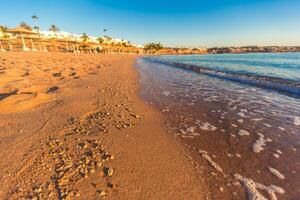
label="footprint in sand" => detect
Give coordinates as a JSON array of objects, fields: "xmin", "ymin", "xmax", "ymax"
[
  {"xmin": 0, "ymin": 89, "xmax": 19, "ymax": 101},
  {"xmin": 69, "ymin": 72, "xmax": 76, "ymax": 76},
  {"xmin": 45, "ymin": 86, "xmax": 60, "ymax": 94},
  {"xmin": 52, "ymin": 72, "xmax": 62, "ymax": 77}
]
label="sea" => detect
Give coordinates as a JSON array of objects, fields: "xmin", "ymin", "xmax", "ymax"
[{"xmin": 136, "ymin": 52, "xmax": 300, "ymax": 200}]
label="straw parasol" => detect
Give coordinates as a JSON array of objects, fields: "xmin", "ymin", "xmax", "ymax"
[
  {"xmin": 23, "ymin": 34, "xmax": 41, "ymax": 51},
  {"xmin": 59, "ymin": 38, "xmax": 77, "ymax": 52},
  {"xmin": 7, "ymin": 27, "xmax": 38, "ymax": 51}
]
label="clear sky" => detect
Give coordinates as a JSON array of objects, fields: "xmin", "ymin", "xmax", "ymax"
[{"xmin": 0, "ymin": 0, "xmax": 299, "ymax": 47}]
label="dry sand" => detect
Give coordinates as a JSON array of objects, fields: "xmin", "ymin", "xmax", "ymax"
[{"xmin": 0, "ymin": 52, "xmax": 207, "ymax": 199}]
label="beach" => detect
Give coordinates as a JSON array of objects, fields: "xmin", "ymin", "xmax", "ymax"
[{"xmin": 0, "ymin": 52, "xmax": 206, "ymax": 199}]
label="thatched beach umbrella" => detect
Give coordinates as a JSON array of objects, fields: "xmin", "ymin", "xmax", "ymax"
[
  {"xmin": 59, "ymin": 38, "xmax": 77, "ymax": 52},
  {"xmin": 7, "ymin": 27, "xmax": 37, "ymax": 51},
  {"xmin": 23, "ymin": 34, "xmax": 40, "ymax": 51}
]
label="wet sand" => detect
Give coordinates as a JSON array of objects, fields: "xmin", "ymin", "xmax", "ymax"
[
  {"xmin": 0, "ymin": 52, "xmax": 206, "ymax": 199},
  {"xmin": 137, "ymin": 58, "xmax": 300, "ymax": 200}
]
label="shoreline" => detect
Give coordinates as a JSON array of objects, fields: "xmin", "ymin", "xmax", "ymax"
[
  {"xmin": 0, "ymin": 52, "xmax": 206, "ymax": 199},
  {"xmin": 136, "ymin": 57, "xmax": 300, "ymax": 200}
]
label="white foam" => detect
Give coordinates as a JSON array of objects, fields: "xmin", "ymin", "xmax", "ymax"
[
  {"xmin": 187, "ymin": 126, "xmax": 196, "ymax": 133},
  {"xmin": 161, "ymin": 108, "xmax": 170, "ymax": 112},
  {"xmin": 180, "ymin": 127, "xmax": 200, "ymax": 137},
  {"xmin": 278, "ymin": 127, "xmax": 285, "ymax": 131},
  {"xmin": 263, "ymin": 123, "xmax": 272, "ymax": 128},
  {"xmin": 226, "ymin": 153, "xmax": 233, "ymax": 157},
  {"xmin": 181, "ymin": 135, "xmax": 195, "ymax": 138},
  {"xmin": 198, "ymin": 149, "xmax": 208, "ymax": 154},
  {"xmin": 162, "ymin": 91, "xmax": 171, "ymax": 96},
  {"xmin": 268, "ymin": 167, "xmax": 285, "ymax": 180},
  {"xmin": 238, "ymin": 119, "xmax": 244, "ymax": 123},
  {"xmin": 234, "ymin": 173, "xmax": 285, "ymax": 200},
  {"xmin": 238, "ymin": 112, "xmax": 247, "ymax": 118},
  {"xmin": 198, "ymin": 150, "xmax": 223, "ymax": 173},
  {"xmin": 230, "ymin": 106, "xmax": 237, "ymax": 111},
  {"xmin": 252, "ymin": 133, "xmax": 268, "ymax": 153},
  {"xmin": 238, "ymin": 129, "xmax": 250, "ymax": 136},
  {"xmin": 179, "ymin": 129, "xmax": 187, "ymax": 135},
  {"xmin": 231, "ymin": 124, "xmax": 238, "ymax": 128},
  {"xmin": 195, "ymin": 121, "xmax": 217, "ymax": 131},
  {"xmin": 294, "ymin": 117, "xmax": 300, "ymax": 126},
  {"xmin": 276, "ymin": 150, "xmax": 282, "ymax": 154},
  {"xmin": 251, "ymin": 118, "xmax": 264, "ymax": 122},
  {"xmin": 273, "ymin": 154, "xmax": 280, "ymax": 158}
]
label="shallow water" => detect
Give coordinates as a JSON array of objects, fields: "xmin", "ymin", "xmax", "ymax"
[
  {"xmin": 136, "ymin": 54, "xmax": 300, "ymax": 199},
  {"xmin": 147, "ymin": 53, "xmax": 300, "ymax": 97},
  {"xmin": 155, "ymin": 53, "xmax": 300, "ymax": 81}
]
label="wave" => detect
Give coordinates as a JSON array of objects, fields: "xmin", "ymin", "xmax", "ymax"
[{"xmin": 143, "ymin": 58, "xmax": 300, "ymax": 98}]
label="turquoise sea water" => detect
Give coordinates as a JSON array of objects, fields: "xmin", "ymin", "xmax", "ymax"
[
  {"xmin": 146, "ymin": 53, "xmax": 300, "ymax": 97},
  {"xmin": 156, "ymin": 53, "xmax": 300, "ymax": 81}
]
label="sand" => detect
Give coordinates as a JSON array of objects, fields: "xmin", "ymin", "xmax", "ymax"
[{"xmin": 0, "ymin": 52, "xmax": 206, "ymax": 199}]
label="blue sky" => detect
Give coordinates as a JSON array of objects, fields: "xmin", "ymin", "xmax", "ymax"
[{"xmin": 0, "ymin": 0, "xmax": 299, "ymax": 47}]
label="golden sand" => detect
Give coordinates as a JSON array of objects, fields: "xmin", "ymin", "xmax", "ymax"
[{"xmin": 0, "ymin": 52, "xmax": 206, "ymax": 199}]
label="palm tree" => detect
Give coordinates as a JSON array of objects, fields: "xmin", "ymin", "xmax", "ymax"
[
  {"xmin": 32, "ymin": 15, "xmax": 40, "ymax": 36},
  {"xmin": 81, "ymin": 33, "xmax": 89, "ymax": 42},
  {"xmin": 49, "ymin": 25, "xmax": 59, "ymax": 51},
  {"xmin": 97, "ymin": 37, "xmax": 104, "ymax": 44},
  {"xmin": 49, "ymin": 25, "xmax": 59, "ymax": 38},
  {"xmin": 20, "ymin": 22, "xmax": 32, "ymax": 30},
  {"xmin": 32, "ymin": 15, "xmax": 39, "ymax": 23},
  {"xmin": 103, "ymin": 29, "xmax": 107, "ymax": 36},
  {"xmin": 0, "ymin": 25, "xmax": 8, "ymax": 38}
]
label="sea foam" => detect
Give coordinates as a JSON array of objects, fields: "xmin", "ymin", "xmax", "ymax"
[
  {"xmin": 268, "ymin": 167, "xmax": 285, "ymax": 180},
  {"xmin": 195, "ymin": 120, "xmax": 217, "ymax": 131},
  {"xmin": 252, "ymin": 133, "xmax": 268, "ymax": 153},
  {"xmin": 238, "ymin": 129, "xmax": 250, "ymax": 136},
  {"xmin": 234, "ymin": 173, "xmax": 285, "ymax": 200},
  {"xmin": 294, "ymin": 117, "xmax": 300, "ymax": 126}
]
